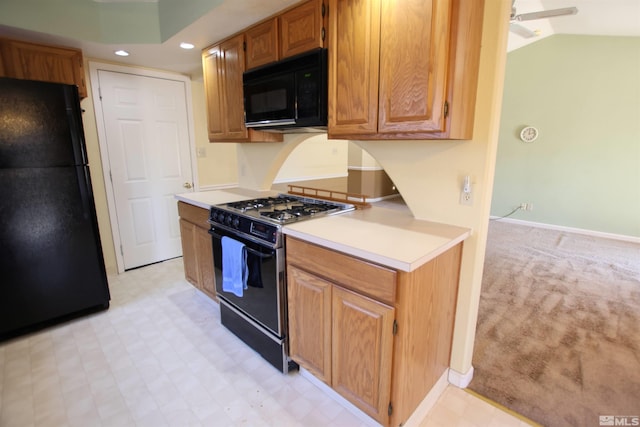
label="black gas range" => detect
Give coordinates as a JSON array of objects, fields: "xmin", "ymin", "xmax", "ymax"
[
  {"xmin": 207, "ymin": 193, "xmax": 354, "ymax": 373},
  {"xmin": 208, "ymin": 194, "xmax": 355, "ymax": 248}
]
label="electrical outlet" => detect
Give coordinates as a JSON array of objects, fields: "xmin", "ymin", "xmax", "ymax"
[
  {"xmin": 460, "ymin": 175, "xmax": 473, "ymax": 206},
  {"xmin": 519, "ymin": 202, "xmax": 533, "ymax": 211},
  {"xmin": 196, "ymin": 147, "xmax": 206, "ymax": 158},
  {"xmin": 460, "ymin": 190, "xmax": 473, "ymax": 206}
]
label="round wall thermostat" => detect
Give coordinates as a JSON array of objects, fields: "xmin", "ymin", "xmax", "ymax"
[{"xmin": 520, "ymin": 126, "xmax": 539, "ymax": 142}]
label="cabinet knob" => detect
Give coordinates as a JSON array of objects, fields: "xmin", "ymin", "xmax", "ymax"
[{"xmin": 183, "ymin": 182, "xmax": 193, "ymax": 189}]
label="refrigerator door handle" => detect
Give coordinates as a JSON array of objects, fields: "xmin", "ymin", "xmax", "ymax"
[{"xmin": 64, "ymin": 85, "xmax": 89, "ymax": 166}]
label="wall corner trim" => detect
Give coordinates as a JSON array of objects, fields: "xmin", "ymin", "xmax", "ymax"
[{"xmin": 448, "ymin": 365, "xmax": 474, "ymax": 388}]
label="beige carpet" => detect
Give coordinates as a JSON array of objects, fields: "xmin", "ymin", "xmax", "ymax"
[{"xmin": 470, "ymin": 221, "xmax": 640, "ymax": 427}]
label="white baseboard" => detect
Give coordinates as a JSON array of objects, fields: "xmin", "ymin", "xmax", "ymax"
[
  {"xmin": 490, "ymin": 217, "xmax": 640, "ymax": 244},
  {"xmin": 402, "ymin": 369, "xmax": 450, "ymax": 427},
  {"xmin": 448, "ymin": 365, "xmax": 474, "ymax": 388}
]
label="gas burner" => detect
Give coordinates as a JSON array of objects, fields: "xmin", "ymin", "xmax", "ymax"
[
  {"xmin": 210, "ymin": 194, "xmax": 356, "ymax": 242},
  {"xmin": 226, "ymin": 198, "xmax": 274, "ymax": 212},
  {"xmin": 261, "ymin": 211, "xmax": 297, "ymax": 222}
]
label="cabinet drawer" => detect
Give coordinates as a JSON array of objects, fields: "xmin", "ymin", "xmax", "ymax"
[
  {"xmin": 286, "ymin": 237, "xmax": 396, "ymax": 305},
  {"xmin": 177, "ymin": 201, "xmax": 210, "ymax": 229}
]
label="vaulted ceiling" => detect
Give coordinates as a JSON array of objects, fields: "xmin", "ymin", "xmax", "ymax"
[{"xmin": 0, "ymin": 0, "xmax": 638, "ymax": 80}]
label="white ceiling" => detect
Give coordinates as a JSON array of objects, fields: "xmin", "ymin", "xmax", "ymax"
[
  {"xmin": 508, "ymin": 0, "xmax": 640, "ymax": 51},
  {"xmin": 0, "ymin": 0, "xmax": 638, "ymax": 80}
]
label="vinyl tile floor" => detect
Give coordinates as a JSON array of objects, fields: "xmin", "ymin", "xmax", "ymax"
[{"xmin": 0, "ymin": 258, "xmax": 530, "ymax": 427}]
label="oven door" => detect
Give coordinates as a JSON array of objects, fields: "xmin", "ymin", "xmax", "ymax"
[{"xmin": 210, "ymin": 226, "xmax": 285, "ymax": 337}]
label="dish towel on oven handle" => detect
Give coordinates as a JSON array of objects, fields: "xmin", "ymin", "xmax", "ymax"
[{"xmin": 221, "ymin": 236, "xmax": 248, "ymax": 297}]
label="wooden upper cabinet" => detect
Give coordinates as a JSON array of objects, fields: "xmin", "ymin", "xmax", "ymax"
[
  {"xmin": 202, "ymin": 45, "xmax": 226, "ymax": 140},
  {"xmin": 377, "ymin": 0, "xmax": 451, "ymax": 134},
  {"xmin": 244, "ymin": 0, "xmax": 326, "ymax": 71},
  {"xmin": 328, "ymin": 0, "xmax": 485, "ymax": 140},
  {"xmin": 202, "ymin": 35, "xmax": 282, "ymax": 142},
  {"xmin": 327, "ymin": 0, "xmax": 381, "ymax": 136},
  {"xmin": 245, "ymin": 18, "xmax": 279, "ymax": 70},
  {"xmin": 0, "ymin": 38, "xmax": 87, "ymax": 98},
  {"xmin": 220, "ymin": 36, "xmax": 250, "ymax": 139},
  {"xmin": 280, "ymin": 0, "xmax": 325, "ymax": 59}
]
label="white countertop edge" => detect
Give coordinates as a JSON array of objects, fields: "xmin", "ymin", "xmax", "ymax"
[
  {"xmin": 174, "ymin": 193, "xmax": 211, "ymax": 210},
  {"xmin": 407, "ymin": 231, "xmax": 471, "ymax": 271},
  {"xmin": 282, "ymin": 228, "xmax": 471, "ymax": 272}
]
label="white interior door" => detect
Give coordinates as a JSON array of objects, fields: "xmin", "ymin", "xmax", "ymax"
[{"xmin": 96, "ymin": 70, "xmax": 194, "ymax": 270}]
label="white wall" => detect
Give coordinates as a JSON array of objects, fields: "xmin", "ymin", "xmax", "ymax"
[
  {"xmin": 274, "ymin": 135, "xmax": 348, "ymax": 183},
  {"xmin": 190, "ymin": 80, "xmax": 239, "ymax": 190}
]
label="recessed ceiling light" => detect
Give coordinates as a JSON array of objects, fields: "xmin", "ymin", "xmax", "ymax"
[
  {"xmin": 114, "ymin": 50, "xmax": 129, "ymax": 57},
  {"xmin": 180, "ymin": 42, "xmax": 195, "ymax": 50}
]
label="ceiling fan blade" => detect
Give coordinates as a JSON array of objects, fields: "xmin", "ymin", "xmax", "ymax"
[
  {"xmin": 514, "ymin": 7, "xmax": 578, "ymax": 22},
  {"xmin": 509, "ymin": 22, "xmax": 537, "ymax": 38}
]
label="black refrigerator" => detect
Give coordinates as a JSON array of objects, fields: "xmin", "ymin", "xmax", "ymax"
[{"xmin": 0, "ymin": 77, "xmax": 110, "ymax": 340}]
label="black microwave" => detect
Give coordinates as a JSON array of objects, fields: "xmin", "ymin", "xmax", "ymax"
[{"xmin": 243, "ymin": 49, "xmax": 327, "ymax": 132}]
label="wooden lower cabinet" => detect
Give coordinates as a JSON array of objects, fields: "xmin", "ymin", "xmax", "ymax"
[
  {"xmin": 286, "ymin": 236, "xmax": 463, "ymax": 427},
  {"xmin": 178, "ymin": 202, "xmax": 216, "ymax": 300},
  {"xmin": 288, "ymin": 264, "xmax": 394, "ymax": 423},
  {"xmin": 287, "ymin": 266, "xmax": 332, "ymax": 382},
  {"xmin": 331, "ymin": 285, "xmax": 394, "ymax": 422}
]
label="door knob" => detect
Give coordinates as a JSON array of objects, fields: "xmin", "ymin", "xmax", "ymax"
[{"xmin": 183, "ymin": 182, "xmax": 193, "ymax": 189}]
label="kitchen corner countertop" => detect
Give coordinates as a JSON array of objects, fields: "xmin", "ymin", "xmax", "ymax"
[{"xmin": 282, "ymin": 205, "xmax": 471, "ymax": 272}]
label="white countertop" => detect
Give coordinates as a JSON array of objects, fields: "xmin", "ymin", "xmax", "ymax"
[
  {"xmin": 175, "ymin": 189, "xmax": 470, "ymax": 272},
  {"xmin": 282, "ymin": 206, "xmax": 470, "ymax": 272}
]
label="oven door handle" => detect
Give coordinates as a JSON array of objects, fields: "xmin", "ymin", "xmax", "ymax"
[{"xmin": 209, "ymin": 230, "xmax": 275, "ymax": 259}]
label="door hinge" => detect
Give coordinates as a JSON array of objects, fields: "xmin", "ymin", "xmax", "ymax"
[
  {"xmin": 393, "ymin": 320, "xmax": 398, "ymax": 336},
  {"xmin": 444, "ymin": 100, "xmax": 449, "ymax": 118},
  {"xmin": 321, "ymin": 2, "xmax": 326, "ymax": 17},
  {"xmin": 98, "ymin": 86, "xmax": 102, "ymax": 101},
  {"xmin": 243, "ymin": 41, "xmax": 246, "ymax": 51},
  {"xmin": 321, "ymin": 27, "xmax": 326, "ymax": 41},
  {"xmin": 388, "ymin": 402, "xmax": 393, "ymax": 417},
  {"xmin": 109, "ymin": 170, "xmax": 113, "ymax": 183},
  {"xmin": 120, "ymin": 245, "xmax": 124, "ymax": 256}
]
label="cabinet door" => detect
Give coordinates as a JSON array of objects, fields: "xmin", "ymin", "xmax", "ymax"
[
  {"xmin": 377, "ymin": 0, "xmax": 452, "ymax": 134},
  {"xmin": 202, "ymin": 45, "xmax": 227, "ymax": 140},
  {"xmin": 179, "ymin": 218, "xmax": 199, "ymax": 287},
  {"xmin": 328, "ymin": 0, "xmax": 380, "ymax": 136},
  {"xmin": 195, "ymin": 226, "xmax": 216, "ymax": 300},
  {"xmin": 280, "ymin": 0, "xmax": 324, "ymax": 59},
  {"xmin": 202, "ymin": 39, "xmax": 283, "ymax": 143},
  {"xmin": 287, "ymin": 266, "xmax": 332, "ymax": 384},
  {"xmin": 219, "ymin": 35, "xmax": 250, "ymax": 140},
  {"xmin": 246, "ymin": 19, "xmax": 279, "ymax": 70},
  {"xmin": 332, "ymin": 285, "xmax": 394, "ymax": 425},
  {"xmin": 1, "ymin": 39, "xmax": 87, "ymax": 98}
]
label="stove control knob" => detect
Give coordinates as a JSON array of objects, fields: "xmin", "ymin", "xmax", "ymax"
[
  {"xmin": 232, "ymin": 217, "xmax": 240, "ymax": 228},
  {"xmin": 225, "ymin": 215, "xmax": 233, "ymax": 226}
]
